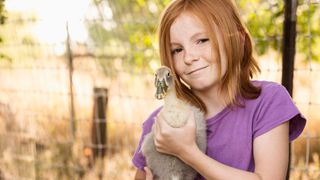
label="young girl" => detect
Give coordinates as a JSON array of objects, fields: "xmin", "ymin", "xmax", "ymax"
[{"xmin": 132, "ymin": 0, "xmax": 306, "ymax": 179}]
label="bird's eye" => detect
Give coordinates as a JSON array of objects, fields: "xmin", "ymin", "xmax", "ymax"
[{"xmin": 167, "ymin": 72, "xmax": 170, "ymax": 77}]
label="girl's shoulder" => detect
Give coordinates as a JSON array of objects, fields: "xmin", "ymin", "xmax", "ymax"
[
  {"xmin": 251, "ymin": 80, "xmax": 289, "ymax": 100},
  {"xmin": 252, "ymin": 80, "xmax": 284, "ymax": 91},
  {"xmin": 248, "ymin": 80, "xmax": 306, "ymax": 141},
  {"xmin": 240, "ymin": 80, "xmax": 296, "ymax": 116}
]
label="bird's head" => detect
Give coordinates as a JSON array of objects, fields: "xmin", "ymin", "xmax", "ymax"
[{"xmin": 154, "ymin": 66, "xmax": 174, "ymax": 100}]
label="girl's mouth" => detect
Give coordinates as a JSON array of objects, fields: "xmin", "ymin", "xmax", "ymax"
[{"xmin": 186, "ymin": 65, "xmax": 209, "ymax": 75}]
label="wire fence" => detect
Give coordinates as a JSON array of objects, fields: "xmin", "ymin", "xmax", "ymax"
[{"xmin": 0, "ymin": 0, "xmax": 319, "ymax": 179}]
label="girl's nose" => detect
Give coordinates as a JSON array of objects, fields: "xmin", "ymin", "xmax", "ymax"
[{"xmin": 184, "ymin": 49, "xmax": 199, "ymax": 64}]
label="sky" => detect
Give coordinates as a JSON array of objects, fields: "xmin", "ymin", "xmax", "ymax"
[{"xmin": 5, "ymin": 0, "xmax": 95, "ymax": 44}]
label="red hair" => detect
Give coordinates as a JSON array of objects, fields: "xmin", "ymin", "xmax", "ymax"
[{"xmin": 158, "ymin": 0, "xmax": 261, "ymax": 113}]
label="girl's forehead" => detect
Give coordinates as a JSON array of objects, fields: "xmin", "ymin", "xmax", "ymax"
[
  {"xmin": 172, "ymin": 12, "xmax": 204, "ymax": 28},
  {"xmin": 170, "ymin": 12, "xmax": 207, "ymax": 35}
]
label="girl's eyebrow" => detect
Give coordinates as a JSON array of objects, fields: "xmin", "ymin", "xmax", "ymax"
[
  {"xmin": 190, "ymin": 32, "xmax": 207, "ymax": 40},
  {"xmin": 170, "ymin": 32, "xmax": 208, "ymax": 45},
  {"xmin": 170, "ymin": 42, "xmax": 181, "ymax": 46}
]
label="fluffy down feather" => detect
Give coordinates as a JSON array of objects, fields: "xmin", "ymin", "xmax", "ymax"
[{"xmin": 141, "ymin": 66, "xmax": 207, "ymax": 180}]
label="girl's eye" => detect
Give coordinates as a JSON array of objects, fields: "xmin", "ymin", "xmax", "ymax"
[
  {"xmin": 171, "ymin": 48, "xmax": 183, "ymax": 55},
  {"xmin": 197, "ymin": 38, "xmax": 209, "ymax": 44}
]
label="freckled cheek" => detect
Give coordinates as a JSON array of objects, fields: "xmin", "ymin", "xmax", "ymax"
[
  {"xmin": 173, "ymin": 66, "xmax": 181, "ymax": 76},
  {"xmin": 173, "ymin": 60, "xmax": 184, "ymax": 77},
  {"xmin": 206, "ymin": 48, "xmax": 216, "ymax": 62}
]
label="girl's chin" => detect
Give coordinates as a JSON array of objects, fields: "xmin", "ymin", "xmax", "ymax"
[
  {"xmin": 190, "ymin": 84, "xmax": 211, "ymax": 91},
  {"xmin": 189, "ymin": 81, "xmax": 218, "ymax": 92}
]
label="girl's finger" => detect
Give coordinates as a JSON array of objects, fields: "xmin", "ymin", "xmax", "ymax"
[{"xmin": 144, "ymin": 167, "xmax": 154, "ymax": 180}]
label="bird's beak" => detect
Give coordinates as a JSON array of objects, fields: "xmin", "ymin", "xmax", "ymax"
[{"xmin": 155, "ymin": 78, "xmax": 168, "ymax": 100}]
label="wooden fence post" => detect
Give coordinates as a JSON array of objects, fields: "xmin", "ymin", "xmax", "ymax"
[{"xmin": 91, "ymin": 88, "xmax": 108, "ymax": 160}]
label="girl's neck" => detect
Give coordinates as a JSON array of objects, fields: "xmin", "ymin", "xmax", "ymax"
[{"xmin": 194, "ymin": 88, "xmax": 227, "ymax": 120}]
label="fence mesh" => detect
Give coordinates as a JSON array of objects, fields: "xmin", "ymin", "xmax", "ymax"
[{"xmin": 0, "ymin": 0, "xmax": 319, "ymax": 179}]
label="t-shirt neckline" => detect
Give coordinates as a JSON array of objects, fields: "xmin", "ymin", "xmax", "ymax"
[{"xmin": 206, "ymin": 106, "xmax": 231, "ymax": 125}]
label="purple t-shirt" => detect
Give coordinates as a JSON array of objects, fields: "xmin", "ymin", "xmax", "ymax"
[{"xmin": 132, "ymin": 81, "xmax": 306, "ymax": 178}]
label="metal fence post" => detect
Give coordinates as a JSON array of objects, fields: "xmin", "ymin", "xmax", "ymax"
[
  {"xmin": 66, "ymin": 22, "xmax": 76, "ymax": 139},
  {"xmin": 282, "ymin": 0, "xmax": 298, "ymax": 179}
]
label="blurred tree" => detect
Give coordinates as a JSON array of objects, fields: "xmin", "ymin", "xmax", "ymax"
[
  {"xmin": 295, "ymin": 1, "xmax": 320, "ymax": 63},
  {"xmin": 87, "ymin": 0, "xmax": 320, "ymax": 74},
  {"xmin": 0, "ymin": 11, "xmax": 40, "ymax": 63},
  {"xmin": 0, "ymin": 0, "xmax": 7, "ymax": 61},
  {"xmin": 237, "ymin": 0, "xmax": 320, "ymax": 62},
  {"xmin": 87, "ymin": 0, "xmax": 170, "ymax": 74},
  {"xmin": 0, "ymin": 0, "xmax": 5, "ymax": 25},
  {"xmin": 237, "ymin": 0, "xmax": 285, "ymax": 55}
]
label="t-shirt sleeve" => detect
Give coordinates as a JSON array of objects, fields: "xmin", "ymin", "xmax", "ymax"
[
  {"xmin": 132, "ymin": 108, "xmax": 161, "ymax": 170},
  {"xmin": 253, "ymin": 83, "xmax": 306, "ymax": 141}
]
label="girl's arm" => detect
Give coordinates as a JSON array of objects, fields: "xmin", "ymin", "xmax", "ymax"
[
  {"xmin": 134, "ymin": 167, "xmax": 154, "ymax": 180},
  {"xmin": 134, "ymin": 169, "xmax": 145, "ymax": 180},
  {"xmin": 155, "ymin": 113, "xmax": 289, "ymax": 180}
]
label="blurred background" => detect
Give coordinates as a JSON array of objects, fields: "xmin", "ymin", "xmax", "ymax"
[{"xmin": 0, "ymin": 0, "xmax": 319, "ymax": 179}]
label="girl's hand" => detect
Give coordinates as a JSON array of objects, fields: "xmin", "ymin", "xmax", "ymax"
[
  {"xmin": 144, "ymin": 167, "xmax": 153, "ymax": 180},
  {"xmin": 154, "ymin": 111, "xmax": 198, "ymax": 159}
]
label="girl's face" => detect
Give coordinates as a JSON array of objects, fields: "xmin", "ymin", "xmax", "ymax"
[{"xmin": 170, "ymin": 12, "xmax": 227, "ymax": 93}]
